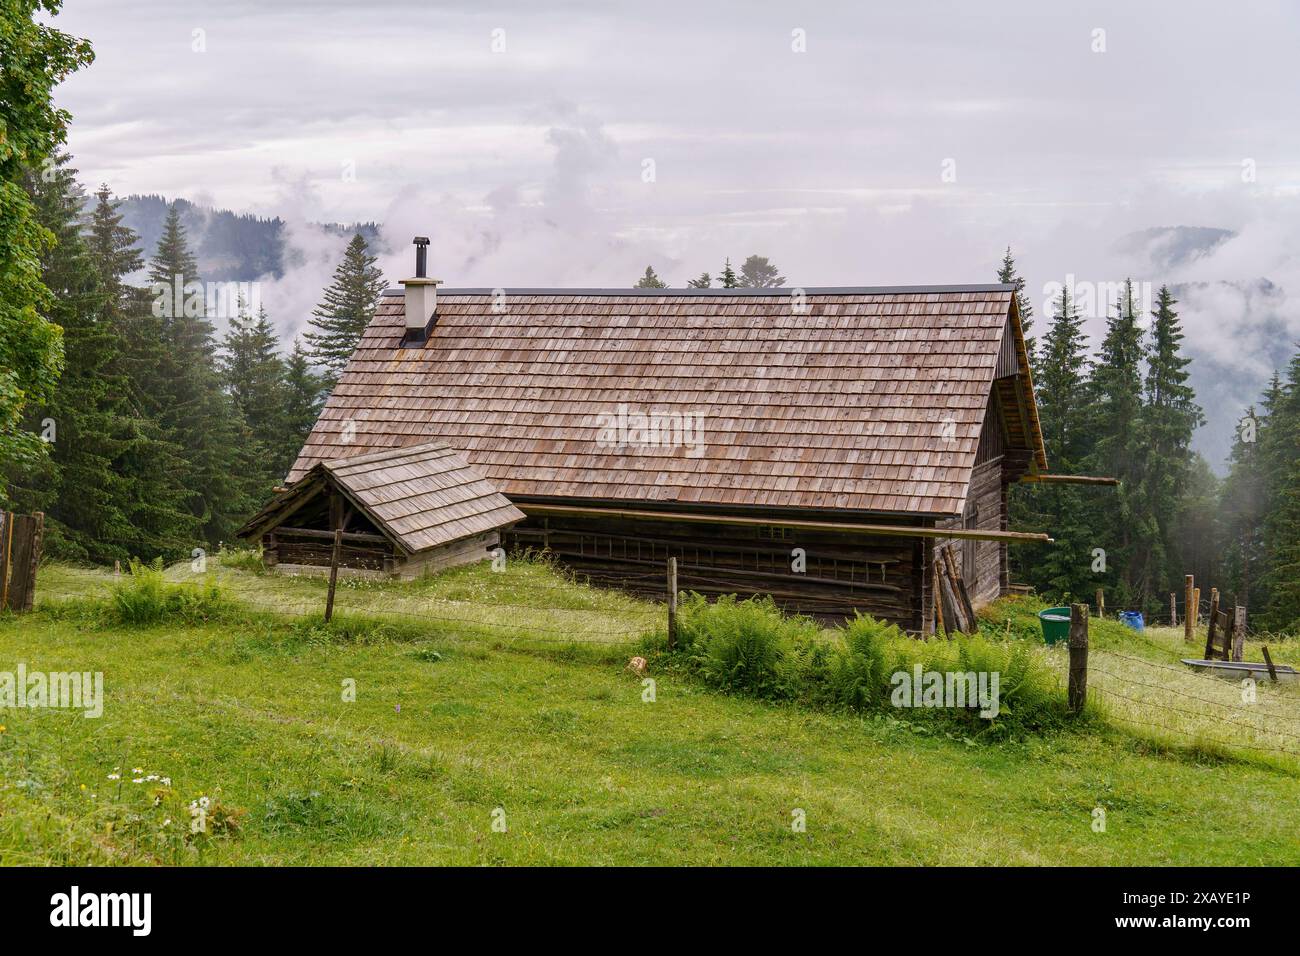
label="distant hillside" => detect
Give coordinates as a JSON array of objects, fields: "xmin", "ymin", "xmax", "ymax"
[{"xmin": 118, "ymin": 194, "xmax": 382, "ymax": 282}]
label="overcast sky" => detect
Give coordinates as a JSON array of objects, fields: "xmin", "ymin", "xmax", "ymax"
[{"xmin": 48, "ymin": 0, "xmax": 1300, "ymax": 458}]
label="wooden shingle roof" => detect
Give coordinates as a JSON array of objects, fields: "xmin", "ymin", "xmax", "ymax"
[
  {"xmin": 288, "ymin": 286, "xmax": 1045, "ymax": 518},
  {"xmin": 245, "ymin": 441, "xmax": 523, "ymax": 554}
]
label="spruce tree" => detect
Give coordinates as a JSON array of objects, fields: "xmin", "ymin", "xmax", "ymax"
[
  {"xmin": 1133, "ymin": 285, "xmax": 1203, "ymax": 607},
  {"xmin": 1260, "ymin": 354, "xmax": 1300, "ymax": 629},
  {"xmin": 718, "ymin": 258, "xmax": 739, "ymax": 289},
  {"xmin": 87, "ymin": 183, "xmax": 142, "ymax": 296},
  {"xmin": 144, "ymin": 205, "xmax": 254, "ymax": 544},
  {"xmin": 2, "ymin": 153, "xmax": 102, "ymax": 547},
  {"xmin": 1246, "ymin": 373, "xmax": 1286, "ymax": 612},
  {"xmin": 1036, "ymin": 286, "xmax": 1091, "ymax": 465},
  {"xmin": 303, "ymin": 233, "xmax": 386, "ymax": 385},
  {"xmin": 1172, "ymin": 453, "xmax": 1222, "ymax": 600},
  {"xmin": 1083, "ymin": 280, "xmax": 1145, "ymax": 603},
  {"xmin": 633, "ymin": 266, "xmax": 667, "ymax": 288},
  {"xmin": 147, "ymin": 203, "xmax": 199, "ymax": 292},
  {"xmin": 277, "ymin": 339, "xmax": 324, "ymax": 479},
  {"xmin": 737, "ymin": 255, "xmax": 785, "ymax": 288},
  {"xmin": 5, "ymin": 160, "xmax": 199, "ymax": 561},
  {"xmin": 996, "ymin": 247, "xmax": 1035, "ymax": 366},
  {"xmin": 1014, "ymin": 286, "xmax": 1093, "ymax": 600},
  {"xmin": 82, "ymin": 184, "xmax": 198, "ymax": 561},
  {"xmin": 221, "ymin": 301, "xmax": 289, "ymax": 499},
  {"xmin": 222, "ymin": 303, "xmax": 285, "ymax": 441},
  {"xmin": 686, "ymin": 272, "xmax": 712, "ymax": 289},
  {"xmin": 1220, "ymin": 400, "xmax": 1270, "ymax": 612}
]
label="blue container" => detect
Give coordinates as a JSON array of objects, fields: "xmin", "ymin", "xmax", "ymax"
[{"xmin": 1118, "ymin": 610, "xmax": 1145, "ymax": 632}]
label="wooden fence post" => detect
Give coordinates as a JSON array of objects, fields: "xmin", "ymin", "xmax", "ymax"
[
  {"xmin": 3, "ymin": 513, "xmax": 42, "ymax": 613},
  {"xmin": 22, "ymin": 512, "xmax": 42, "ymax": 612},
  {"xmin": 1205, "ymin": 603, "xmax": 1218, "ymax": 660},
  {"xmin": 1222, "ymin": 607, "xmax": 1234, "ymax": 661},
  {"xmin": 1095, "ymin": 587, "xmax": 1104, "ymax": 619},
  {"xmin": 1169, "ymin": 592, "xmax": 1177, "ymax": 627},
  {"xmin": 1068, "ymin": 603, "xmax": 1089, "ymax": 715},
  {"xmin": 1206, "ymin": 588, "xmax": 1219, "ymax": 649},
  {"xmin": 666, "ymin": 556, "xmax": 678, "ymax": 649},
  {"xmin": 324, "ymin": 528, "xmax": 343, "ymax": 623},
  {"xmin": 0, "ymin": 511, "xmax": 10, "ymax": 610},
  {"xmin": 1232, "ymin": 606, "xmax": 1246, "ymax": 663},
  {"xmin": 1183, "ymin": 575, "xmax": 1194, "ymax": 643}
]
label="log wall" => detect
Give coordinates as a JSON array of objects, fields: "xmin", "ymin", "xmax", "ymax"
[
  {"xmin": 263, "ymin": 531, "xmax": 393, "ymax": 573},
  {"xmin": 935, "ymin": 458, "xmax": 1005, "ymax": 607},
  {"xmin": 506, "ymin": 513, "xmax": 921, "ymax": 628}
]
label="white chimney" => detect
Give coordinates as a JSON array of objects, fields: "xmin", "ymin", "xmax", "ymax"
[{"xmin": 400, "ymin": 236, "xmax": 441, "ymax": 344}]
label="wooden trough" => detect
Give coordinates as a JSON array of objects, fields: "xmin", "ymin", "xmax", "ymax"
[{"xmin": 1180, "ymin": 658, "xmax": 1299, "ymax": 683}]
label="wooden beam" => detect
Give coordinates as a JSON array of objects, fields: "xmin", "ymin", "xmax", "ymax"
[
  {"xmin": 1019, "ymin": 474, "xmax": 1119, "ymax": 486},
  {"xmin": 276, "ymin": 526, "xmax": 389, "ymax": 545},
  {"xmin": 238, "ymin": 471, "xmax": 327, "ymax": 540},
  {"xmin": 517, "ymin": 503, "xmax": 1053, "ymax": 544},
  {"xmin": 932, "ymin": 559, "xmax": 947, "ymax": 638}
]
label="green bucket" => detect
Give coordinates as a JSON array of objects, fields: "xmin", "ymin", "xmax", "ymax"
[{"xmin": 1038, "ymin": 607, "xmax": 1072, "ymax": 645}]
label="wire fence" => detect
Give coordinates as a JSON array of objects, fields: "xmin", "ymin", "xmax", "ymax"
[{"xmin": 1085, "ymin": 643, "xmax": 1300, "ymax": 763}]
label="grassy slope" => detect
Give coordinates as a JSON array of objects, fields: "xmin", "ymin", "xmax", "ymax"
[{"xmin": 0, "ymin": 560, "xmax": 1297, "ymax": 865}]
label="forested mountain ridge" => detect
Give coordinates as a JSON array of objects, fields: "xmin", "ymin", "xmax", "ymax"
[{"xmin": 115, "ymin": 194, "xmax": 381, "ymax": 281}]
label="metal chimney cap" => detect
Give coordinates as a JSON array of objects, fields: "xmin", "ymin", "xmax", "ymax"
[{"xmin": 413, "ymin": 236, "xmax": 430, "ymax": 246}]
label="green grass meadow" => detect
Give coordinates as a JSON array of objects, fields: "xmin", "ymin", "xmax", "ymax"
[{"xmin": 0, "ymin": 555, "xmax": 1297, "ymax": 865}]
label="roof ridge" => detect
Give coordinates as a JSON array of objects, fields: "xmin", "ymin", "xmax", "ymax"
[{"xmin": 381, "ymin": 283, "xmax": 1016, "ymax": 297}]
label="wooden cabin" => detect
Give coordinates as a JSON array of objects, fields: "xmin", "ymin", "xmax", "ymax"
[
  {"xmin": 262, "ymin": 276, "xmax": 1049, "ymax": 633},
  {"xmin": 237, "ymin": 441, "xmax": 523, "ymax": 579}
]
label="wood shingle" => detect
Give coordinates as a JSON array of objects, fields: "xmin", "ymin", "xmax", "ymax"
[{"xmin": 289, "ymin": 286, "xmax": 1045, "ymax": 518}]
